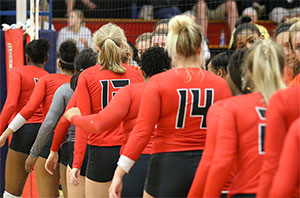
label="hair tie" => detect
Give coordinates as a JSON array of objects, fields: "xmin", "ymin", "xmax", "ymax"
[
  {"xmin": 262, "ymin": 44, "xmax": 270, "ymax": 59},
  {"xmin": 79, "ymin": 68, "xmax": 84, "ymax": 72},
  {"xmin": 60, "ymin": 59, "xmax": 74, "ymax": 65}
]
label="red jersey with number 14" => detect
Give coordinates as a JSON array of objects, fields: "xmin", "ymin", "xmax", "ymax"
[
  {"xmin": 122, "ymin": 67, "xmax": 231, "ymax": 162},
  {"xmin": 0, "ymin": 66, "xmax": 48, "ymax": 134}
]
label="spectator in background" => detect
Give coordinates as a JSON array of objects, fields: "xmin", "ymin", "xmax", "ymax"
[
  {"xmin": 66, "ymin": 0, "xmax": 96, "ymax": 16},
  {"xmin": 196, "ymin": 0, "xmax": 239, "ymax": 38},
  {"xmin": 135, "ymin": 32, "xmax": 152, "ymax": 61},
  {"xmin": 150, "ymin": 0, "xmax": 181, "ymax": 19},
  {"xmin": 57, "ymin": 9, "xmax": 92, "ymax": 52},
  {"xmin": 267, "ymin": 0, "xmax": 300, "ymax": 23}
]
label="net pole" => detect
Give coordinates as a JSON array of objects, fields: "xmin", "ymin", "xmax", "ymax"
[
  {"xmin": 30, "ymin": 0, "xmax": 34, "ymax": 41},
  {"xmin": 35, "ymin": 0, "xmax": 39, "ymax": 39}
]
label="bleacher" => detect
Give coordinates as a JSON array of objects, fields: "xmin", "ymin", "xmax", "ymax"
[{"xmin": 52, "ymin": 18, "xmax": 277, "ymax": 48}]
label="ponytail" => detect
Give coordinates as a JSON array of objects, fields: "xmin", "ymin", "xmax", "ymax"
[
  {"xmin": 93, "ymin": 23, "xmax": 126, "ymax": 74},
  {"xmin": 243, "ymin": 40, "xmax": 286, "ymax": 104}
]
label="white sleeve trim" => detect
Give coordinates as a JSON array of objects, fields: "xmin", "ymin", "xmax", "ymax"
[
  {"xmin": 8, "ymin": 113, "xmax": 27, "ymax": 132},
  {"xmin": 117, "ymin": 155, "xmax": 135, "ymax": 173}
]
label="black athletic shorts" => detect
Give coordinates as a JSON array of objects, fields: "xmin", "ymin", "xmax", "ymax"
[
  {"xmin": 144, "ymin": 150, "xmax": 203, "ymax": 197},
  {"xmin": 122, "ymin": 154, "xmax": 151, "ymax": 198},
  {"xmin": 86, "ymin": 145, "xmax": 121, "ymax": 182},
  {"xmin": 232, "ymin": 194, "xmax": 256, "ymax": 198},
  {"xmin": 59, "ymin": 142, "xmax": 73, "ymax": 166},
  {"xmin": 68, "ymin": 142, "xmax": 89, "ymax": 177},
  {"xmin": 10, "ymin": 123, "xmax": 41, "ymax": 154},
  {"xmin": 39, "ymin": 132, "xmax": 54, "ymax": 159}
]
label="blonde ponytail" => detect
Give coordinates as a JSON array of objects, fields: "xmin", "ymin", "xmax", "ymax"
[
  {"xmin": 93, "ymin": 23, "xmax": 126, "ymax": 74},
  {"xmin": 243, "ymin": 40, "xmax": 286, "ymax": 104},
  {"xmin": 166, "ymin": 15, "xmax": 202, "ymax": 59}
]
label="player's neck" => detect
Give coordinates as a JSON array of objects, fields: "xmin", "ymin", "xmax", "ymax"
[
  {"xmin": 29, "ymin": 62, "xmax": 44, "ymax": 68},
  {"xmin": 173, "ymin": 55, "xmax": 201, "ymax": 69},
  {"xmin": 60, "ymin": 69, "xmax": 75, "ymax": 77}
]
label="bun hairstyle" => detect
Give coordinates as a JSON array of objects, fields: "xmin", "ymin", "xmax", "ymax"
[
  {"xmin": 71, "ymin": 48, "xmax": 98, "ymax": 90},
  {"xmin": 140, "ymin": 46, "xmax": 171, "ymax": 78},
  {"xmin": 58, "ymin": 40, "xmax": 78, "ymax": 72},
  {"xmin": 25, "ymin": 38, "xmax": 50, "ymax": 64},
  {"xmin": 93, "ymin": 23, "xmax": 127, "ymax": 74},
  {"xmin": 232, "ymin": 15, "xmax": 261, "ymax": 50},
  {"xmin": 166, "ymin": 15, "xmax": 202, "ymax": 58},
  {"xmin": 243, "ymin": 40, "xmax": 286, "ymax": 103}
]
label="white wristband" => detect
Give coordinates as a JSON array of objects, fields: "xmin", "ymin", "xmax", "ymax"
[
  {"xmin": 117, "ymin": 155, "xmax": 135, "ymax": 173},
  {"xmin": 8, "ymin": 113, "xmax": 27, "ymax": 132}
]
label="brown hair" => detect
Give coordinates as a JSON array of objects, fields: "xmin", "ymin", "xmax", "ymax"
[{"xmin": 93, "ymin": 23, "xmax": 126, "ymax": 74}]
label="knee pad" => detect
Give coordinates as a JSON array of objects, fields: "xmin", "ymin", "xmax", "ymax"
[{"xmin": 3, "ymin": 191, "xmax": 21, "ymax": 198}]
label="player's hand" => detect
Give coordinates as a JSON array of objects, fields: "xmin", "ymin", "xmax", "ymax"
[
  {"xmin": 0, "ymin": 130, "xmax": 10, "ymax": 147},
  {"xmin": 64, "ymin": 107, "xmax": 82, "ymax": 122},
  {"xmin": 109, "ymin": 166, "xmax": 127, "ymax": 198},
  {"xmin": 45, "ymin": 151, "xmax": 58, "ymax": 175},
  {"xmin": 25, "ymin": 155, "xmax": 37, "ymax": 172},
  {"xmin": 69, "ymin": 168, "xmax": 80, "ymax": 186}
]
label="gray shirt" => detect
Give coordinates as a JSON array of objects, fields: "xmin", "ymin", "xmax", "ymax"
[{"xmin": 30, "ymin": 83, "xmax": 75, "ymax": 158}]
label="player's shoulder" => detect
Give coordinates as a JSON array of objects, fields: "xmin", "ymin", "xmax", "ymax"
[
  {"xmin": 270, "ymin": 86, "xmax": 300, "ymax": 105},
  {"xmin": 223, "ymin": 93, "xmax": 260, "ymax": 107}
]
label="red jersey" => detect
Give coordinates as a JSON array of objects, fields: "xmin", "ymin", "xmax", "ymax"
[
  {"xmin": 7, "ymin": 73, "xmax": 71, "ymax": 132},
  {"xmin": 188, "ymin": 99, "xmax": 231, "ymax": 198},
  {"xmin": 289, "ymin": 73, "xmax": 300, "ymax": 86},
  {"xmin": 0, "ymin": 66, "xmax": 48, "ymax": 134},
  {"xmin": 70, "ymin": 82, "xmax": 152, "ymax": 154},
  {"xmin": 73, "ymin": 64, "xmax": 143, "ymax": 169},
  {"xmin": 121, "ymin": 67, "xmax": 231, "ymax": 162},
  {"xmin": 269, "ymin": 118, "xmax": 300, "ymax": 198},
  {"xmin": 258, "ymin": 85, "xmax": 300, "ymax": 198},
  {"xmin": 203, "ymin": 92, "xmax": 267, "ymax": 197},
  {"xmin": 50, "ymin": 92, "xmax": 77, "ymax": 152}
]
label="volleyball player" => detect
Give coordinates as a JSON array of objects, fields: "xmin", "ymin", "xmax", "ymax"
[
  {"xmin": 288, "ymin": 21, "xmax": 300, "ymax": 86},
  {"xmin": 68, "ymin": 23, "xmax": 143, "ymax": 197},
  {"xmin": 0, "ymin": 40, "xmax": 78, "ymax": 197},
  {"xmin": 64, "ymin": 46, "xmax": 171, "ymax": 197},
  {"xmin": 274, "ymin": 22, "xmax": 295, "ymax": 85},
  {"xmin": 109, "ymin": 15, "xmax": 231, "ymax": 198},
  {"xmin": 206, "ymin": 51, "xmax": 230, "ymax": 78},
  {"xmin": 0, "ymin": 39, "xmax": 49, "ymax": 198},
  {"xmin": 257, "ymin": 71, "xmax": 300, "ymax": 197},
  {"xmin": 268, "ymin": 118, "xmax": 300, "ymax": 197},
  {"xmin": 231, "ymin": 16, "xmax": 264, "ymax": 50},
  {"xmin": 24, "ymin": 48, "xmax": 96, "ymax": 198},
  {"xmin": 203, "ymin": 40, "xmax": 286, "ymax": 198},
  {"xmin": 188, "ymin": 49, "xmax": 248, "ymax": 198}
]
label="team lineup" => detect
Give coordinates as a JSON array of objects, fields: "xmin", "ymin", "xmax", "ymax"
[{"xmin": 0, "ymin": 13, "xmax": 300, "ymax": 198}]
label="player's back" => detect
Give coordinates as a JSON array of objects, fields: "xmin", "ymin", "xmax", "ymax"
[
  {"xmin": 13, "ymin": 65, "xmax": 49, "ymax": 122},
  {"xmin": 77, "ymin": 64, "xmax": 144, "ymax": 146},
  {"xmin": 20, "ymin": 73, "xmax": 71, "ymax": 119},
  {"xmin": 221, "ymin": 92, "xmax": 266, "ymax": 195},
  {"xmin": 149, "ymin": 67, "xmax": 231, "ymax": 153}
]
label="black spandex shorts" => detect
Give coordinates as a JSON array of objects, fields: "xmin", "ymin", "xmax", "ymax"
[
  {"xmin": 39, "ymin": 132, "xmax": 54, "ymax": 159},
  {"xmin": 144, "ymin": 150, "xmax": 203, "ymax": 197},
  {"xmin": 59, "ymin": 142, "xmax": 73, "ymax": 166},
  {"xmin": 122, "ymin": 154, "xmax": 151, "ymax": 198},
  {"xmin": 86, "ymin": 145, "xmax": 121, "ymax": 182},
  {"xmin": 10, "ymin": 123, "xmax": 41, "ymax": 154},
  {"xmin": 232, "ymin": 194, "xmax": 256, "ymax": 198},
  {"xmin": 67, "ymin": 142, "xmax": 89, "ymax": 177}
]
